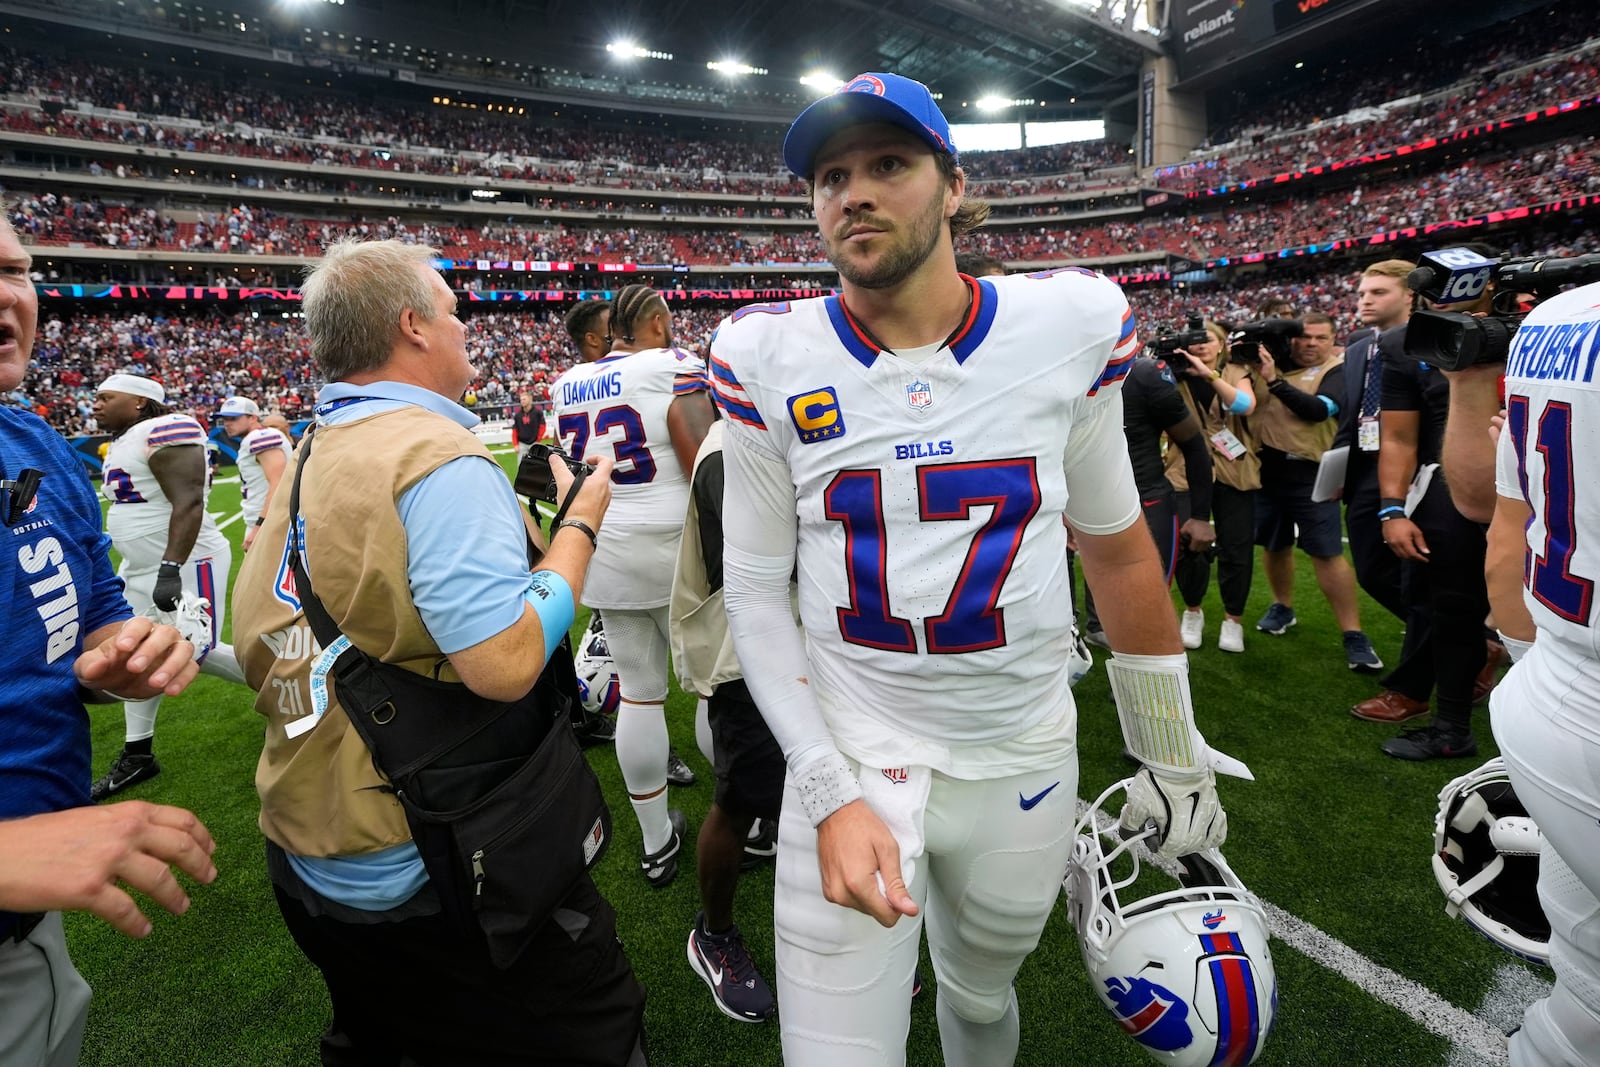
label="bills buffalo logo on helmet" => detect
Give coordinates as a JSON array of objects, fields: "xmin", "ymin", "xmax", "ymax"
[{"xmin": 1104, "ymin": 975, "xmax": 1194, "ymax": 1052}]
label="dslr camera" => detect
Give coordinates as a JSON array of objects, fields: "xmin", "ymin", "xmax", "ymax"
[
  {"xmin": 1228, "ymin": 317, "xmax": 1303, "ymax": 365},
  {"xmin": 513, "ymin": 441, "xmax": 594, "ymax": 504},
  {"xmin": 1404, "ymin": 246, "xmax": 1600, "ymax": 370},
  {"xmin": 1151, "ymin": 315, "xmax": 1212, "ymax": 369}
]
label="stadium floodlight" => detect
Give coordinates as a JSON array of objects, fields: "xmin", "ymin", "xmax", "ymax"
[
  {"xmin": 801, "ymin": 72, "xmax": 844, "ymax": 93},
  {"xmin": 976, "ymin": 95, "xmax": 1039, "ymax": 111},
  {"xmin": 606, "ymin": 41, "xmax": 673, "ymax": 61},
  {"xmin": 707, "ymin": 60, "xmax": 768, "ymax": 76}
]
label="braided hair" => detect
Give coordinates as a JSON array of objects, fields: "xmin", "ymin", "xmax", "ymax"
[{"xmin": 612, "ymin": 284, "xmax": 666, "ymax": 345}]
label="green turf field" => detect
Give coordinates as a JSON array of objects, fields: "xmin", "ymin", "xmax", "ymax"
[{"xmin": 69, "ymin": 448, "xmax": 1540, "ymax": 1066}]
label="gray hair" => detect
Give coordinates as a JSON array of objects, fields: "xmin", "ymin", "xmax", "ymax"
[{"xmin": 301, "ymin": 238, "xmax": 442, "ymax": 380}]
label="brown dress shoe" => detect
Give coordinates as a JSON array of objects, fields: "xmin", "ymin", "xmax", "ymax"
[
  {"xmin": 1473, "ymin": 640, "xmax": 1509, "ymax": 704},
  {"xmin": 1350, "ymin": 690, "xmax": 1431, "ymax": 723}
]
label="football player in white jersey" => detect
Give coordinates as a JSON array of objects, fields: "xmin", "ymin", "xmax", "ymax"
[
  {"xmin": 217, "ymin": 395, "xmax": 291, "ymax": 551},
  {"xmin": 715, "ymin": 74, "xmax": 1239, "ymax": 1066},
  {"xmin": 1486, "ymin": 278, "xmax": 1600, "ymax": 1066},
  {"xmin": 549, "ymin": 286, "xmax": 716, "ymax": 887},
  {"xmin": 90, "ymin": 374, "xmax": 248, "ymax": 800}
]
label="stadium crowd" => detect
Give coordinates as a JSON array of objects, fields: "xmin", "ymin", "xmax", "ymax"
[
  {"xmin": 0, "ymin": 2, "xmax": 1593, "ymax": 216},
  {"xmin": 10, "ymin": 138, "xmax": 1598, "ymax": 272},
  {"xmin": 8, "ymin": 306, "xmax": 728, "ymax": 433},
  {"xmin": 0, "ymin": 47, "xmax": 1133, "ymax": 201},
  {"xmin": 1155, "ymin": 6, "xmax": 1600, "ymax": 192}
]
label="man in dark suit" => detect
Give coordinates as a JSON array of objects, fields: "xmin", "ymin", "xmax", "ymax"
[{"xmin": 1333, "ymin": 261, "xmax": 1438, "ymax": 723}]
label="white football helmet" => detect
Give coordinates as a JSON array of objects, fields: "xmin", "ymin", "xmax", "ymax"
[
  {"xmin": 141, "ymin": 592, "xmax": 215, "ymax": 664},
  {"xmin": 1064, "ymin": 780, "xmax": 1276, "ymax": 1066},
  {"xmin": 1067, "ymin": 620, "xmax": 1094, "ymax": 687},
  {"xmin": 1433, "ymin": 756, "xmax": 1550, "ymax": 967},
  {"xmin": 573, "ymin": 619, "xmax": 620, "ymax": 719}
]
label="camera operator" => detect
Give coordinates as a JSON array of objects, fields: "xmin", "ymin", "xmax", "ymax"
[
  {"xmin": 1167, "ymin": 321, "xmax": 1259, "ymax": 653},
  {"xmin": 1370, "ymin": 278, "xmax": 1497, "ymax": 761},
  {"xmin": 1081, "ymin": 349, "xmax": 1215, "ymax": 646},
  {"xmin": 1249, "ymin": 312, "xmax": 1382, "ymax": 670}
]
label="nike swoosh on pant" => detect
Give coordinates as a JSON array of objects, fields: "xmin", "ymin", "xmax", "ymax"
[{"xmin": 1019, "ymin": 781, "xmax": 1061, "ymax": 811}]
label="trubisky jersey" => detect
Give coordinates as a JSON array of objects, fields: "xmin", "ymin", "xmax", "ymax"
[
  {"xmin": 1498, "ymin": 280, "xmax": 1600, "ymax": 662},
  {"xmin": 237, "ymin": 426, "xmax": 292, "ymax": 524},
  {"xmin": 549, "ymin": 346, "xmax": 709, "ymax": 528},
  {"xmin": 712, "ymin": 269, "xmax": 1142, "ymax": 750},
  {"xmin": 102, "ymin": 414, "xmax": 227, "ymax": 556}
]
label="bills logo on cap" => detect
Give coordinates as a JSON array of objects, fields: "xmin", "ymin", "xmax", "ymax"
[{"xmin": 844, "ymin": 75, "xmax": 886, "ymax": 96}]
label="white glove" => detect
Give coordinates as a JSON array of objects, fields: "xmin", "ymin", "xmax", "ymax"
[{"xmin": 1119, "ymin": 763, "xmax": 1227, "ymax": 858}]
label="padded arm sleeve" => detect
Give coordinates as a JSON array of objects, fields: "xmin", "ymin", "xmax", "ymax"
[
  {"xmin": 721, "ymin": 424, "xmax": 862, "ymax": 825},
  {"xmin": 1062, "ymin": 390, "xmax": 1143, "ymax": 535}
]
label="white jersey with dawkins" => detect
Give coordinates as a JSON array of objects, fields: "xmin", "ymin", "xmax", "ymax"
[
  {"xmin": 102, "ymin": 413, "xmax": 229, "ymax": 564},
  {"xmin": 237, "ymin": 426, "xmax": 292, "ymax": 525},
  {"xmin": 549, "ymin": 346, "xmax": 708, "ymax": 608},
  {"xmin": 713, "ymin": 269, "xmax": 1143, "ymax": 776}
]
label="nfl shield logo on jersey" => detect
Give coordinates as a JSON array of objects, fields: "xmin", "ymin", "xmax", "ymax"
[{"xmin": 907, "ymin": 379, "xmax": 933, "ymax": 410}]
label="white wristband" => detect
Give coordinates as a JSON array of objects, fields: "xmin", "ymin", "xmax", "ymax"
[{"xmin": 793, "ymin": 749, "xmax": 863, "ymax": 827}]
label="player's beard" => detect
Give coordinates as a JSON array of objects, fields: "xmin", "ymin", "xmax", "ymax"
[{"xmin": 826, "ymin": 191, "xmax": 946, "ymax": 291}]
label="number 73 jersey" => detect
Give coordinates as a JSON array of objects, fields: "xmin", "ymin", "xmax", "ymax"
[
  {"xmin": 1500, "ymin": 280, "xmax": 1600, "ymax": 659},
  {"xmin": 711, "ymin": 270, "xmax": 1143, "ymax": 743}
]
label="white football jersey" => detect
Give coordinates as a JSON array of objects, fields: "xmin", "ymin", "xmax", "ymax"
[
  {"xmin": 236, "ymin": 426, "xmax": 292, "ymax": 524},
  {"xmin": 549, "ymin": 346, "xmax": 708, "ymax": 527},
  {"xmin": 712, "ymin": 269, "xmax": 1142, "ymax": 751},
  {"xmin": 1498, "ymin": 279, "xmax": 1600, "ymax": 663},
  {"xmin": 103, "ymin": 413, "xmax": 228, "ymax": 559}
]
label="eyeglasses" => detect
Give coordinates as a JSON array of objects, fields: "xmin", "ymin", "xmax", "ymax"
[{"xmin": 1, "ymin": 467, "xmax": 43, "ymax": 526}]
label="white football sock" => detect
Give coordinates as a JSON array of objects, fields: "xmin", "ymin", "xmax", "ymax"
[
  {"xmin": 616, "ymin": 698, "xmax": 671, "ymax": 851},
  {"xmin": 123, "ymin": 696, "xmax": 161, "ymax": 744}
]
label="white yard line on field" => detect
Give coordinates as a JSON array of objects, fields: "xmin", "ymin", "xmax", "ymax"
[
  {"xmin": 1446, "ymin": 965, "xmax": 1553, "ymax": 1067},
  {"xmin": 1075, "ymin": 800, "xmax": 1535, "ymax": 1065}
]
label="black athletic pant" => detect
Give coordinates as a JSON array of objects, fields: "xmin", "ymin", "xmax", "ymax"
[
  {"xmin": 271, "ymin": 843, "xmax": 647, "ymax": 1067},
  {"xmin": 1174, "ymin": 483, "xmax": 1255, "ymax": 617},
  {"xmin": 1345, "ymin": 463, "xmax": 1435, "ymax": 699},
  {"xmin": 1403, "ymin": 477, "xmax": 1490, "ymax": 733},
  {"xmin": 1083, "ymin": 491, "xmax": 1177, "ymax": 632}
]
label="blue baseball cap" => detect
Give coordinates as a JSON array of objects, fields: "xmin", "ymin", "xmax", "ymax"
[{"xmin": 783, "ymin": 72, "xmax": 958, "ymax": 178}]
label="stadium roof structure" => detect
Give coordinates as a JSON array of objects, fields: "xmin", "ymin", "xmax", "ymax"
[{"xmin": 576, "ymin": 0, "xmax": 1159, "ymax": 110}]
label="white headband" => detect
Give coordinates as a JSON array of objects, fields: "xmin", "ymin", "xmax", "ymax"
[{"xmin": 97, "ymin": 373, "xmax": 165, "ymax": 403}]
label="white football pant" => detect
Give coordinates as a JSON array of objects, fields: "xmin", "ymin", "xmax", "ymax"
[
  {"xmin": 1493, "ymin": 654, "xmax": 1600, "ymax": 1067},
  {"xmin": 773, "ymin": 753, "xmax": 1079, "ymax": 1067}
]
